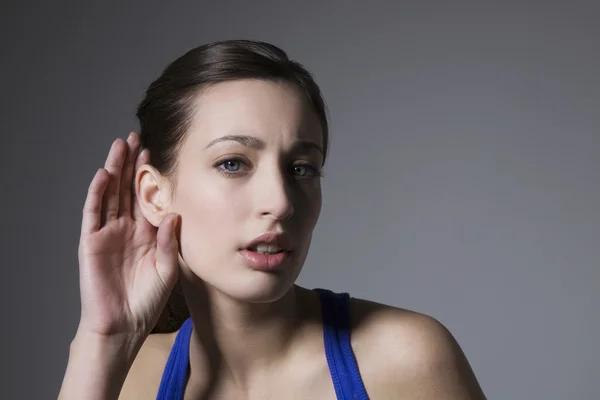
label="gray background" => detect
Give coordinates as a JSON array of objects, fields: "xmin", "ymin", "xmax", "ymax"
[{"xmin": 2, "ymin": 1, "xmax": 599, "ymax": 399}]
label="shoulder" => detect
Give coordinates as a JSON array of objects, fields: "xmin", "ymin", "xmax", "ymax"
[
  {"xmin": 348, "ymin": 296, "xmax": 487, "ymax": 400},
  {"xmin": 118, "ymin": 331, "xmax": 177, "ymax": 399}
]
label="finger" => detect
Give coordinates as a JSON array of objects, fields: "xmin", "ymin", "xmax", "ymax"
[
  {"xmin": 119, "ymin": 132, "xmax": 141, "ymax": 217},
  {"xmin": 102, "ymin": 138, "xmax": 128, "ymax": 222},
  {"xmin": 132, "ymin": 148, "xmax": 150, "ymax": 222},
  {"xmin": 81, "ymin": 168, "xmax": 110, "ymax": 234},
  {"xmin": 155, "ymin": 214, "xmax": 180, "ymax": 290}
]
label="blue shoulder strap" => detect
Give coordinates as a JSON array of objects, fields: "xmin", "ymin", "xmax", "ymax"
[
  {"xmin": 156, "ymin": 317, "xmax": 193, "ymax": 400},
  {"xmin": 315, "ymin": 288, "xmax": 370, "ymax": 400}
]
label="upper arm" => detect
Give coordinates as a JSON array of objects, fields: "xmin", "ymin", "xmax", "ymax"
[
  {"xmin": 350, "ymin": 299, "xmax": 487, "ymax": 400},
  {"xmin": 394, "ymin": 315, "xmax": 487, "ymax": 399},
  {"xmin": 378, "ymin": 313, "xmax": 487, "ymax": 400}
]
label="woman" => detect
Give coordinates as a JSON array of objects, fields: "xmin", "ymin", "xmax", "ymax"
[{"xmin": 59, "ymin": 40, "xmax": 487, "ymax": 399}]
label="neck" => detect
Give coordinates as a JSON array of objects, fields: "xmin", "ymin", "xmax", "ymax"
[{"xmin": 179, "ymin": 270, "xmax": 304, "ymax": 390}]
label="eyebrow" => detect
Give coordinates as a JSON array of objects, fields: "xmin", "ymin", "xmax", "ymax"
[
  {"xmin": 205, "ymin": 135, "xmax": 265, "ymax": 150},
  {"xmin": 204, "ymin": 134, "xmax": 323, "ymax": 156}
]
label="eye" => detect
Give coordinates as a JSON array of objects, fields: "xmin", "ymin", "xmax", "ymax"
[
  {"xmin": 215, "ymin": 157, "xmax": 250, "ymax": 176},
  {"xmin": 291, "ymin": 163, "xmax": 323, "ymax": 179}
]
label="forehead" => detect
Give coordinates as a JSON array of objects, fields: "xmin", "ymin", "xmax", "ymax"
[{"xmin": 185, "ymin": 79, "xmax": 323, "ymax": 147}]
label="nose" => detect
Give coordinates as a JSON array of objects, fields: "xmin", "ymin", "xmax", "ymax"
[{"xmin": 256, "ymin": 167, "xmax": 294, "ymax": 221}]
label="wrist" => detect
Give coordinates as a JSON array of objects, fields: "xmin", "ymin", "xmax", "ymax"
[
  {"xmin": 70, "ymin": 329, "xmax": 145, "ymax": 364},
  {"xmin": 59, "ymin": 332, "xmax": 146, "ymax": 400}
]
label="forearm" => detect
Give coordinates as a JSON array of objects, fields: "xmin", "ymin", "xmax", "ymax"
[{"xmin": 58, "ymin": 332, "xmax": 143, "ymax": 400}]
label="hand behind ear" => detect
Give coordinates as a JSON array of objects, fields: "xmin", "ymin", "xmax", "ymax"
[{"xmin": 77, "ymin": 132, "xmax": 181, "ymax": 339}]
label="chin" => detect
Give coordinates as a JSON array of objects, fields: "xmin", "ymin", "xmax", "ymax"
[{"xmin": 217, "ymin": 267, "xmax": 301, "ymax": 304}]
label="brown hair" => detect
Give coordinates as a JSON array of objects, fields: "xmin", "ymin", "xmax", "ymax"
[{"xmin": 136, "ymin": 40, "xmax": 330, "ymax": 333}]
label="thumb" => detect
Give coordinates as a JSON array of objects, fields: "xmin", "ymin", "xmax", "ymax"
[{"xmin": 155, "ymin": 213, "xmax": 180, "ymax": 289}]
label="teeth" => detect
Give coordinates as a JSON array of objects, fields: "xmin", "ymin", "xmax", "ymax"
[{"xmin": 252, "ymin": 244, "xmax": 282, "ymax": 254}]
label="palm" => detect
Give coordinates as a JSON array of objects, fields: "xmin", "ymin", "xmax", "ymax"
[{"xmin": 77, "ymin": 133, "xmax": 179, "ymax": 338}]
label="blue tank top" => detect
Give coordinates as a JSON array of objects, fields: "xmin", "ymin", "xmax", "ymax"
[{"xmin": 156, "ymin": 288, "xmax": 370, "ymax": 400}]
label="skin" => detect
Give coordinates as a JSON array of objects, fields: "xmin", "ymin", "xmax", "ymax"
[{"xmin": 60, "ymin": 79, "xmax": 487, "ymax": 400}]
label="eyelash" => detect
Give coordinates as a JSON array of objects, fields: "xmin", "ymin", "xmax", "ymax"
[{"xmin": 214, "ymin": 157, "xmax": 324, "ymax": 179}]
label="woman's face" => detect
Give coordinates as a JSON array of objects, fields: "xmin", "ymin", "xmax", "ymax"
[{"xmin": 168, "ymin": 79, "xmax": 323, "ymax": 302}]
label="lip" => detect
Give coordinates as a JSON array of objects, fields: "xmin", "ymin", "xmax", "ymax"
[
  {"xmin": 239, "ymin": 249, "xmax": 290, "ymax": 271},
  {"xmin": 243, "ymin": 232, "xmax": 293, "ymax": 252}
]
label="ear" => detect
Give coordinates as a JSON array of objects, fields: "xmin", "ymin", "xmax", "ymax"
[{"xmin": 134, "ymin": 164, "xmax": 174, "ymax": 227}]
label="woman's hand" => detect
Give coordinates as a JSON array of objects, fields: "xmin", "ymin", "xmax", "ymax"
[{"xmin": 76, "ymin": 132, "xmax": 180, "ymax": 341}]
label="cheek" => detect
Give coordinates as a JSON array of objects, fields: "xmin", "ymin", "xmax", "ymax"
[
  {"xmin": 298, "ymin": 184, "xmax": 322, "ymax": 227},
  {"xmin": 176, "ymin": 179, "xmax": 249, "ymax": 260}
]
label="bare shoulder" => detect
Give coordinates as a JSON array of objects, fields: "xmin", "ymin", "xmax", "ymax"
[
  {"xmin": 118, "ymin": 331, "xmax": 177, "ymax": 400},
  {"xmin": 348, "ymin": 296, "xmax": 487, "ymax": 400}
]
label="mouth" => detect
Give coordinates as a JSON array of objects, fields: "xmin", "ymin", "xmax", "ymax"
[
  {"xmin": 246, "ymin": 244, "xmax": 287, "ymax": 255},
  {"xmin": 243, "ymin": 232, "xmax": 293, "ymax": 253},
  {"xmin": 240, "ymin": 232, "xmax": 293, "ymax": 271}
]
